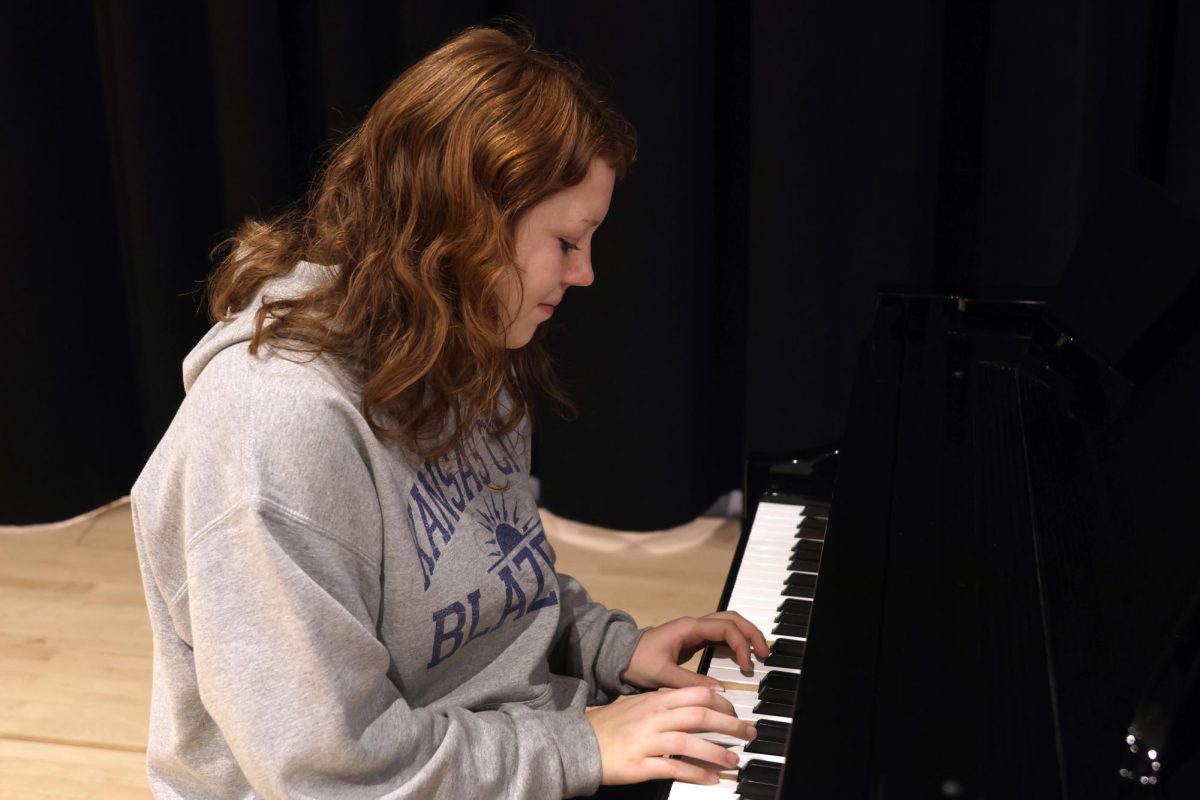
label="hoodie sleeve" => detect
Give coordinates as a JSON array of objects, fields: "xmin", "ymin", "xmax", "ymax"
[
  {"xmin": 550, "ymin": 572, "xmax": 644, "ymax": 705},
  {"xmin": 181, "ymin": 497, "xmax": 602, "ymax": 800}
]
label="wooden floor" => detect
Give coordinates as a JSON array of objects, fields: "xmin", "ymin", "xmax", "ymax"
[{"xmin": 0, "ymin": 501, "xmax": 740, "ymax": 798}]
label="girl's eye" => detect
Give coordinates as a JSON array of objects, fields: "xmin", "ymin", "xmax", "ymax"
[{"xmin": 558, "ymin": 238, "xmax": 580, "ymax": 253}]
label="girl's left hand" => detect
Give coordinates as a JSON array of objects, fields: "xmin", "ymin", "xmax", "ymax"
[{"xmin": 620, "ymin": 611, "xmax": 771, "ymax": 689}]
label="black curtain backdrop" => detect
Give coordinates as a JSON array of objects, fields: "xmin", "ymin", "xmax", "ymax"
[{"xmin": 2, "ymin": 1, "xmax": 1197, "ymax": 527}]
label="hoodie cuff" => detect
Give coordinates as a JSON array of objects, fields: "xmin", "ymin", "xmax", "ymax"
[
  {"xmin": 532, "ymin": 707, "xmax": 604, "ymax": 798},
  {"xmin": 595, "ymin": 618, "xmax": 645, "ymax": 699}
]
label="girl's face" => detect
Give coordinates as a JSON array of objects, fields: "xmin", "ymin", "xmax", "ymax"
[{"xmin": 498, "ymin": 158, "xmax": 616, "ymax": 348}]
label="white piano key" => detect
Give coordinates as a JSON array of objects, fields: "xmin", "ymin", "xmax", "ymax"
[
  {"xmin": 719, "ymin": 690, "xmax": 792, "ymax": 725},
  {"xmin": 667, "ymin": 777, "xmax": 739, "ymax": 799},
  {"xmin": 727, "ymin": 743, "xmax": 785, "ymax": 766},
  {"xmin": 707, "ymin": 664, "xmax": 798, "ymax": 685},
  {"xmin": 730, "ymin": 576, "xmax": 797, "ymax": 591},
  {"xmin": 755, "ymin": 501, "xmax": 805, "ymax": 514},
  {"xmin": 684, "ymin": 738, "xmax": 787, "ymax": 768}
]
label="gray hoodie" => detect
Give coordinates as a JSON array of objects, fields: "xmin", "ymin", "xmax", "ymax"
[{"xmin": 131, "ymin": 262, "xmax": 641, "ymax": 799}]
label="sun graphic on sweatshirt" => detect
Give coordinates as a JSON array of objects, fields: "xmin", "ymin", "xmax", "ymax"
[{"xmin": 473, "ymin": 494, "xmax": 544, "ymax": 572}]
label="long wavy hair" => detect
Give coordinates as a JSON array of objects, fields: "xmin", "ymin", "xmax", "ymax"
[{"xmin": 208, "ymin": 25, "xmax": 637, "ymax": 461}]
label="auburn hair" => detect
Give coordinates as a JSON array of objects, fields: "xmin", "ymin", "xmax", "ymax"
[{"xmin": 208, "ymin": 25, "xmax": 637, "ymax": 460}]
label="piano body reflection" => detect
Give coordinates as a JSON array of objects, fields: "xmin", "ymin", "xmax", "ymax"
[{"xmin": 661, "ymin": 277, "xmax": 1200, "ymax": 798}]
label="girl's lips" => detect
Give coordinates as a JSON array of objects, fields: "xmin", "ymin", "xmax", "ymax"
[{"xmin": 537, "ymin": 303, "xmax": 555, "ymax": 316}]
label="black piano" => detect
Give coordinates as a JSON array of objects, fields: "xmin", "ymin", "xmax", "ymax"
[{"xmin": 661, "ymin": 176, "xmax": 1200, "ymax": 799}]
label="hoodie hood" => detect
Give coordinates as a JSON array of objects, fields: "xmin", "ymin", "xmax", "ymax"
[{"xmin": 182, "ymin": 261, "xmax": 337, "ymax": 393}]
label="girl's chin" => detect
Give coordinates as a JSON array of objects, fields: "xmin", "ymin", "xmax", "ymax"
[{"xmin": 503, "ymin": 325, "xmax": 536, "ymax": 349}]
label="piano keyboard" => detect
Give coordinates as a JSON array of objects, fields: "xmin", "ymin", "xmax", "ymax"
[{"xmin": 667, "ymin": 498, "xmax": 827, "ymax": 799}]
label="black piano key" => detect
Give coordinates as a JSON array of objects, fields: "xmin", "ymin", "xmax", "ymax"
[
  {"xmin": 789, "ymin": 553, "xmax": 821, "ymax": 568},
  {"xmin": 775, "ymin": 608, "xmax": 811, "ymax": 624},
  {"xmin": 752, "ymin": 698, "xmax": 793, "ymax": 717},
  {"xmin": 760, "ymin": 670, "xmax": 800, "ymax": 694},
  {"xmin": 776, "ymin": 604, "xmax": 811, "ymax": 618},
  {"xmin": 771, "ymin": 638, "xmax": 806, "ymax": 657},
  {"xmin": 758, "ymin": 680, "xmax": 797, "ymax": 704},
  {"xmin": 785, "ymin": 572, "xmax": 818, "ymax": 591},
  {"xmin": 772, "ymin": 621, "xmax": 809, "ymax": 638},
  {"xmin": 743, "ymin": 738, "xmax": 787, "ymax": 757},
  {"xmin": 787, "ymin": 556, "xmax": 821, "ymax": 572},
  {"xmin": 783, "ymin": 583, "xmax": 815, "ymax": 599},
  {"xmin": 758, "ymin": 685, "xmax": 795, "ymax": 705},
  {"xmin": 736, "ymin": 759, "xmax": 783, "ymax": 800},
  {"xmin": 799, "ymin": 518, "xmax": 827, "ymax": 536},
  {"xmin": 764, "ymin": 652, "xmax": 804, "ymax": 669},
  {"xmin": 764, "ymin": 637, "xmax": 806, "ymax": 668},
  {"xmin": 775, "ymin": 621, "xmax": 809, "ymax": 638},
  {"xmin": 802, "ymin": 501, "xmax": 830, "ymax": 516},
  {"xmin": 744, "ymin": 719, "xmax": 790, "ymax": 754},
  {"xmin": 754, "ymin": 719, "xmax": 791, "ymax": 742},
  {"xmin": 791, "ymin": 539, "xmax": 823, "ymax": 554},
  {"xmin": 758, "ymin": 686, "xmax": 794, "ymax": 705},
  {"xmin": 777, "ymin": 598, "xmax": 813, "ymax": 615}
]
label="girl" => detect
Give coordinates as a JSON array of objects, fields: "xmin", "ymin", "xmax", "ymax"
[{"xmin": 132, "ymin": 25, "xmax": 768, "ymax": 799}]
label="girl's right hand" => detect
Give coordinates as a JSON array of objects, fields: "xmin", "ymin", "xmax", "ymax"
[{"xmin": 585, "ymin": 686, "xmax": 757, "ymax": 785}]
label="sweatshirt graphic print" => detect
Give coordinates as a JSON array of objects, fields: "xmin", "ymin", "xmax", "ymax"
[{"xmin": 405, "ymin": 427, "xmax": 560, "ymax": 671}]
